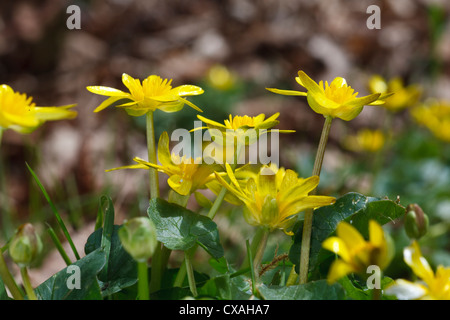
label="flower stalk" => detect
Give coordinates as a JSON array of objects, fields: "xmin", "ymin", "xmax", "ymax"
[
  {"xmin": 184, "ymin": 246, "xmax": 198, "ymax": 297},
  {"xmin": 20, "ymin": 267, "xmax": 37, "ymax": 300},
  {"xmin": 146, "ymin": 111, "xmax": 160, "ymax": 200},
  {"xmin": 0, "ymin": 252, "xmax": 24, "ymax": 300},
  {"xmin": 138, "ymin": 261, "xmax": 149, "ymax": 300},
  {"xmin": 251, "ymin": 227, "xmax": 270, "ymax": 280},
  {"xmin": 298, "ymin": 115, "xmax": 333, "ymax": 284}
]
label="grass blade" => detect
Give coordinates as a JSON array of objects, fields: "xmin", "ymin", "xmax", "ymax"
[
  {"xmin": 26, "ymin": 162, "xmax": 81, "ymax": 260},
  {"xmin": 46, "ymin": 224, "xmax": 72, "ymax": 266}
]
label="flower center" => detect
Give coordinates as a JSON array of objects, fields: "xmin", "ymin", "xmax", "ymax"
[
  {"xmin": 142, "ymin": 76, "xmax": 173, "ymax": 98},
  {"xmin": 324, "ymin": 78, "xmax": 358, "ymax": 104},
  {"xmin": 0, "ymin": 86, "xmax": 35, "ymax": 117},
  {"xmin": 171, "ymin": 154, "xmax": 199, "ymax": 180}
]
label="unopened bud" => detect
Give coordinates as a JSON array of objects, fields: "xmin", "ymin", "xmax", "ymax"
[
  {"xmin": 9, "ymin": 223, "xmax": 43, "ymax": 267},
  {"xmin": 118, "ymin": 217, "xmax": 158, "ymax": 263},
  {"xmin": 404, "ymin": 204, "xmax": 429, "ymax": 240}
]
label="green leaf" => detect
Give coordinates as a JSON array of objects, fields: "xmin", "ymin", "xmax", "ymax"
[
  {"xmin": 35, "ymin": 249, "xmax": 106, "ymax": 300},
  {"xmin": 148, "ymin": 198, "xmax": 224, "ymax": 259},
  {"xmin": 209, "ymin": 257, "xmax": 229, "ymax": 274},
  {"xmin": 289, "ymin": 192, "xmax": 405, "ymax": 276},
  {"xmin": 84, "ymin": 225, "xmax": 137, "ymax": 297},
  {"xmin": 198, "ymin": 274, "xmax": 232, "ymax": 300},
  {"xmin": 258, "ymin": 280, "xmax": 345, "ymax": 300}
]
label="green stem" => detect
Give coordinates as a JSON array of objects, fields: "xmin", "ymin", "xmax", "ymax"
[
  {"xmin": 0, "ymin": 129, "xmax": 14, "ymax": 240},
  {"xmin": 184, "ymin": 247, "xmax": 198, "ymax": 297},
  {"xmin": 207, "ymin": 186, "xmax": 227, "ymax": 220},
  {"xmin": 146, "ymin": 111, "xmax": 162, "ymax": 293},
  {"xmin": 0, "ymin": 252, "xmax": 24, "ymax": 300},
  {"xmin": 173, "ymin": 260, "xmax": 186, "ymax": 288},
  {"xmin": 240, "ymin": 226, "xmax": 268, "ymax": 270},
  {"xmin": 20, "ymin": 267, "xmax": 37, "ymax": 300},
  {"xmin": 298, "ymin": 116, "xmax": 333, "ymax": 284},
  {"xmin": 252, "ymin": 227, "xmax": 270, "ymax": 280},
  {"xmin": 149, "ymin": 244, "xmax": 162, "ymax": 293},
  {"xmin": 146, "ymin": 111, "xmax": 160, "ymax": 200},
  {"xmin": 138, "ymin": 261, "xmax": 149, "ymax": 300}
]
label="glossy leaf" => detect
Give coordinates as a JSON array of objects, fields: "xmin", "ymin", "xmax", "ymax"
[
  {"xmin": 35, "ymin": 249, "xmax": 106, "ymax": 300},
  {"xmin": 148, "ymin": 198, "xmax": 224, "ymax": 259},
  {"xmin": 84, "ymin": 225, "xmax": 137, "ymax": 297}
]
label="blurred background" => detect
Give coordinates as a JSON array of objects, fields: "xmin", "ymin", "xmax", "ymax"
[{"xmin": 1, "ymin": 0, "xmax": 450, "ymax": 285}]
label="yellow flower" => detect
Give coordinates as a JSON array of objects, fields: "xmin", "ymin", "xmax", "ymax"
[
  {"xmin": 194, "ymin": 113, "xmax": 294, "ymax": 146},
  {"xmin": 343, "ymin": 129, "xmax": 385, "ymax": 153},
  {"xmin": 267, "ymin": 70, "xmax": 391, "ymax": 121},
  {"xmin": 106, "ymin": 131, "xmax": 217, "ymax": 196},
  {"xmin": 215, "ymin": 163, "xmax": 335, "ymax": 235},
  {"xmin": 385, "ymin": 241, "xmax": 450, "ymax": 300},
  {"xmin": 368, "ymin": 75, "xmax": 421, "ymax": 112},
  {"xmin": 0, "ymin": 85, "xmax": 77, "ymax": 134},
  {"xmin": 87, "ymin": 73, "xmax": 204, "ymax": 116},
  {"xmin": 206, "ymin": 64, "xmax": 236, "ymax": 91},
  {"xmin": 322, "ymin": 220, "xmax": 393, "ymax": 283},
  {"xmin": 410, "ymin": 100, "xmax": 450, "ymax": 142}
]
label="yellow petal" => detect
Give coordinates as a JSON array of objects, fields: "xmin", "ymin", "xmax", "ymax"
[
  {"xmin": 342, "ymin": 93, "xmax": 381, "ymax": 109},
  {"xmin": 197, "ymin": 115, "xmax": 227, "ymax": 129},
  {"xmin": 105, "ymin": 163, "xmax": 149, "ymax": 172},
  {"xmin": 279, "ymin": 175, "xmax": 319, "ymax": 202},
  {"xmin": 171, "ymin": 85, "xmax": 204, "ymax": 97},
  {"xmin": 178, "ymin": 97, "xmax": 203, "ymax": 112},
  {"xmin": 336, "ymin": 222, "xmax": 366, "ymax": 252},
  {"xmin": 297, "ymin": 71, "xmax": 324, "ymax": 96},
  {"xmin": 122, "ymin": 73, "xmax": 144, "ymax": 100},
  {"xmin": 404, "ymin": 241, "xmax": 434, "ymax": 285},
  {"xmin": 31, "ymin": 105, "xmax": 77, "ymax": 121},
  {"xmin": 384, "ymin": 279, "xmax": 427, "ymax": 300},
  {"xmin": 369, "ymin": 220, "xmax": 385, "ymax": 247},
  {"xmin": 168, "ymin": 175, "xmax": 193, "ymax": 196},
  {"xmin": 92, "ymin": 96, "xmax": 126, "ymax": 112},
  {"xmin": 157, "ymin": 100, "xmax": 185, "ymax": 113},
  {"xmin": 266, "ymin": 88, "xmax": 307, "ymax": 96},
  {"xmin": 157, "ymin": 132, "xmax": 173, "ymax": 167},
  {"xmin": 86, "ymin": 86, "xmax": 128, "ymax": 97},
  {"xmin": 322, "ymin": 237, "xmax": 351, "ymax": 262},
  {"xmin": 327, "ymin": 259, "xmax": 355, "ymax": 284}
]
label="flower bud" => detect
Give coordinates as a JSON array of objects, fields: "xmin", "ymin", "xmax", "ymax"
[
  {"xmin": 118, "ymin": 217, "xmax": 158, "ymax": 263},
  {"xmin": 9, "ymin": 223, "xmax": 43, "ymax": 267},
  {"xmin": 404, "ymin": 204, "xmax": 429, "ymax": 240}
]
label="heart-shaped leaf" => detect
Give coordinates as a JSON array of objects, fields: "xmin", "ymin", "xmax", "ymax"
[{"xmin": 148, "ymin": 198, "xmax": 224, "ymax": 259}]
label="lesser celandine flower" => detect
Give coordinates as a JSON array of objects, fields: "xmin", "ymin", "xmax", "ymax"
[
  {"xmin": 195, "ymin": 113, "xmax": 294, "ymax": 146},
  {"xmin": 410, "ymin": 100, "xmax": 450, "ymax": 142},
  {"xmin": 267, "ymin": 71, "xmax": 391, "ymax": 121},
  {"xmin": 87, "ymin": 73, "xmax": 204, "ymax": 116},
  {"xmin": 322, "ymin": 220, "xmax": 394, "ymax": 284},
  {"xmin": 343, "ymin": 129, "xmax": 385, "ymax": 153},
  {"xmin": 368, "ymin": 75, "xmax": 421, "ymax": 112},
  {"xmin": 215, "ymin": 163, "xmax": 336, "ymax": 235},
  {"xmin": 0, "ymin": 84, "xmax": 77, "ymax": 134},
  {"xmin": 106, "ymin": 131, "xmax": 217, "ymax": 196},
  {"xmin": 206, "ymin": 64, "xmax": 236, "ymax": 91},
  {"xmin": 385, "ymin": 241, "xmax": 450, "ymax": 300}
]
